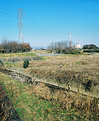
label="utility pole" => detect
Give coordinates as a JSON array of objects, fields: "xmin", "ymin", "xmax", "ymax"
[{"xmin": 17, "ymin": 8, "xmax": 24, "ymax": 43}]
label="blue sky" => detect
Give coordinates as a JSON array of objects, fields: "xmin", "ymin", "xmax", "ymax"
[{"xmin": 0, "ymin": 0, "xmax": 99, "ymax": 47}]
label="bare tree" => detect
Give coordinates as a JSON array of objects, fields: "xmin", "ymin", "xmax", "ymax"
[{"xmin": 48, "ymin": 40, "xmax": 80, "ymax": 54}]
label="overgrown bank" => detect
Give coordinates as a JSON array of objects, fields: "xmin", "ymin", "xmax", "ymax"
[
  {"xmin": 0, "ymin": 72, "xmax": 98, "ymax": 121},
  {"xmin": 0, "ymin": 67, "xmax": 99, "ymax": 98},
  {"xmin": 0, "ymin": 73, "xmax": 97, "ymax": 121}
]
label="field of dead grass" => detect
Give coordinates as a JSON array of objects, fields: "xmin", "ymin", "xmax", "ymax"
[{"xmin": 28, "ymin": 55, "xmax": 99, "ymax": 85}]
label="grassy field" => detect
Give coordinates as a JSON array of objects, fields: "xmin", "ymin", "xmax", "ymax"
[
  {"xmin": 0, "ymin": 51, "xmax": 36, "ymax": 58},
  {"xmin": 0, "ymin": 72, "xmax": 93, "ymax": 121},
  {"xmin": 0, "ymin": 52, "xmax": 99, "ymax": 120}
]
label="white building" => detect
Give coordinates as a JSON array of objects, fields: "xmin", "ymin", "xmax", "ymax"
[{"xmin": 74, "ymin": 41, "xmax": 82, "ymax": 49}]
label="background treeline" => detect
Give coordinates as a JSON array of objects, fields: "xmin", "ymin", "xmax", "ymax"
[
  {"xmin": 0, "ymin": 40, "xmax": 32, "ymax": 53},
  {"xmin": 82, "ymin": 44, "xmax": 99, "ymax": 53},
  {"xmin": 48, "ymin": 40, "xmax": 82, "ymax": 54}
]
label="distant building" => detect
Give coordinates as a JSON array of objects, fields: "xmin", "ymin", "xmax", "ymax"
[{"xmin": 74, "ymin": 41, "xmax": 82, "ymax": 49}]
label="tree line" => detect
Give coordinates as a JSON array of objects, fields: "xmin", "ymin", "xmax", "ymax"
[
  {"xmin": 82, "ymin": 44, "xmax": 99, "ymax": 53},
  {"xmin": 48, "ymin": 40, "xmax": 82, "ymax": 54},
  {"xmin": 0, "ymin": 40, "xmax": 32, "ymax": 53}
]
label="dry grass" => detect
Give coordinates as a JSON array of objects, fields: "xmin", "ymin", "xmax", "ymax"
[
  {"xmin": 33, "ymin": 83, "xmax": 51, "ymax": 100},
  {"xmin": 32, "ymin": 83, "xmax": 99, "ymax": 117},
  {"xmin": 33, "ymin": 50, "xmax": 50, "ymax": 54},
  {"xmin": 0, "ymin": 53, "xmax": 99, "ymax": 120},
  {"xmin": 27, "ymin": 54, "xmax": 99, "ymax": 108},
  {"xmin": 27, "ymin": 55, "xmax": 99, "ymax": 86},
  {"xmin": 29, "ymin": 54, "xmax": 99, "ymax": 72},
  {"xmin": 0, "ymin": 71, "xmax": 99, "ymax": 120},
  {"xmin": 0, "ymin": 73, "xmax": 87, "ymax": 120}
]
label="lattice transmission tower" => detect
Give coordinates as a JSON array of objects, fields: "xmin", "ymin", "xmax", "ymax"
[
  {"xmin": 17, "ymin": 8, "xmax": 24, "ymax": 43},
  {"xmin": 69, "ymin": 32, "xmax": 72, "ymax": 47},
  {"xmin": 69, "ymin": 32, "xmax": 71, "ymax": 42}
]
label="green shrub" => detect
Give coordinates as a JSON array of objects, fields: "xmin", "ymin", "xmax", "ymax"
[
  {"xmin": 62, "ymin": 48, "xmax": 82, "ymax": 54},
  {"xmin": 23, "ymin": 60, "xmax": 29, "ymax": 68},
  {"xmin": 83, "ymin": 44, "xmax": 98, "ymax": 49},
  {"xmin": 83, "ymin": 49, "xmax": 99, "ymax": 53}
]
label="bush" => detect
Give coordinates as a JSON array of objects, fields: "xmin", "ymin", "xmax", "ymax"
[
  {"xmin": 23, "ymin": 60, "xmax": 29, "ymax": 68},
  {"xmin": 83, "ymin": 49, "xmax": 99, "ymax": 53},
  {"xmin": 83, "ymin": 44, "xmax": 99, "ymax": 53},
  {"xmin": 83, "ymin": 44, "xmax": 98, "ymax": 49},
  {"xmin": 62, "ymin": 48, "xmax": 81, "ymax": 54}
]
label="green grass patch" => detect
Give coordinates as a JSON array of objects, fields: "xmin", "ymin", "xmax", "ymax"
[
  {"xmin": 4, "ymin": 62, "xmax": 21, "ymax": 68},
  {"xmin": 0, "ymin": 52, "xmax": 36, "ymax": 58}
]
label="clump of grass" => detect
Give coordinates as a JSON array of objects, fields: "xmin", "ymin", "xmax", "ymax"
[{"xmin": 33, "ymin": 83, "xmax": 51, "ymax": 100}]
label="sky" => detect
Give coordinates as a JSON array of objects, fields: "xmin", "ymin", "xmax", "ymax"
[{"xmin": 0, "ymin": 0, "xmax": 99, "ymax": 47}]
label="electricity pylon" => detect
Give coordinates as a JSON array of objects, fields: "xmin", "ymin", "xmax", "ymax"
[
  {"xmin": 69, "ymin": 32, "xmax": 72, "ymax": 47},
  {"xmin": 17, "ymin": 8, "xmax": 24, "ymax": 43}
]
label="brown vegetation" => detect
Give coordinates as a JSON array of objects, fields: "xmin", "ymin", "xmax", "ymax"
[
  {"xmin": 28, "ymin": 55, "xmax": 99, "ymax": 85},
  {"xmin": 32, "ymin": 83, "xmax": 99, "ymax": 118},
  {"xmin": 0, "ymin": 52, "xmax": 99, "ymax": 120}
]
